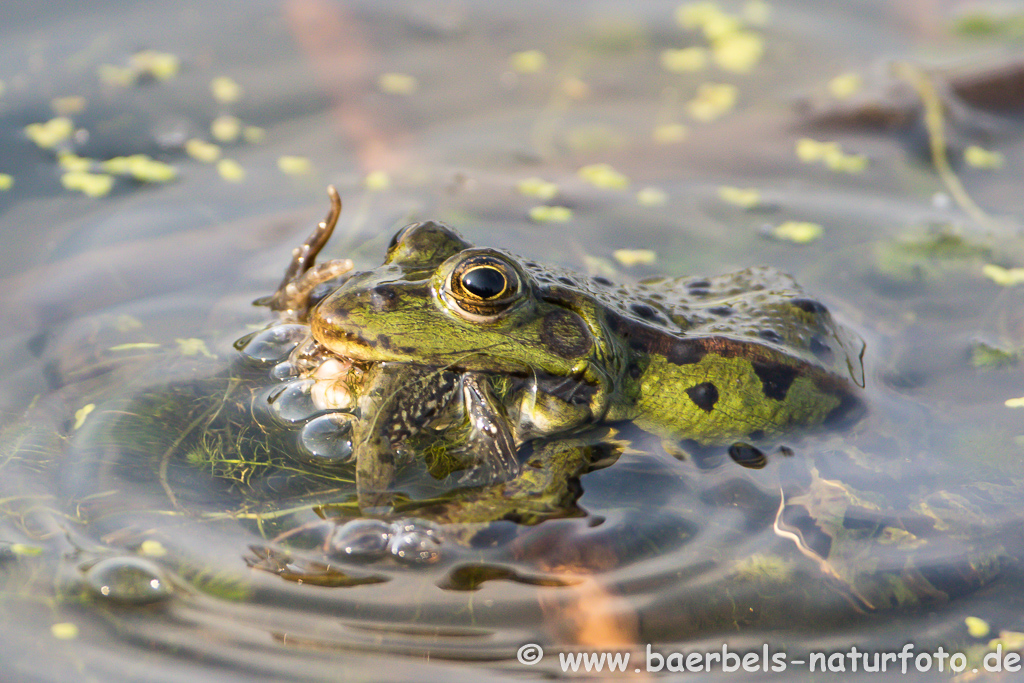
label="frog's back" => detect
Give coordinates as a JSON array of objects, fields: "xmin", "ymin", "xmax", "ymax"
[
  {"xmin": 527, "ymin": 262, "xmax": 862, "ymax": 382},
  {"xmin": 524, "ymin": 260, "xmax": 865, "ymax": 443}
]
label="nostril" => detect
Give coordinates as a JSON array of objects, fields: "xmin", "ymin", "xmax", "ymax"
[{"xmin": 369, "ymin": 286, "xmax": 400, "ymax": 312}]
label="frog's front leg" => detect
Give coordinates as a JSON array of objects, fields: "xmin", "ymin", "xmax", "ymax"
[
  {"xmin": 353, "ymin": 364, "xmax": 461, "ymax": 511},
  {"xmin": 455, "ymin": 373, "xmax": 519, "ymax": 486}
]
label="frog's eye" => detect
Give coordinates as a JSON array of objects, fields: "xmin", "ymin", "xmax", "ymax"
[{"xmin": 446, "ymin": 255, "xmax": 522, "ymax": 319}]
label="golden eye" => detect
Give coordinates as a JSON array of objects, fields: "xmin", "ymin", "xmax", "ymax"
[
  {"xmin": 446, "ymin": 254, "xmax": 522, "ymax": 318},
  {"xmin": 460, "ymin": 266, "xmax": 507, "ymax": 300}
]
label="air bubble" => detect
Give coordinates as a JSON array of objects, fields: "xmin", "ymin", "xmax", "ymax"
[
  {"xmin": 299, "ymin": 413, "xmax": 354, "ymax": 462},
  {"xmin": 84, "ymin": 557, "xmax": 172, "ymax": 605},
  {"xmin": 270, "ymin": 360, "xmax": 301, "ymax": 380},
  {"xmin": 391, "ymin": 518, "xmax": 441, "ymax": 537},
  {"xmin": 327, "ymin": 520, "xmax": 392, "ymax": 560},
  {"xmin": 266, "ymin": 379, "xmax": 318, "ymax": 423},
  {"xmin": 388, "ymin": 519, "xmax": 443, "ymax": 565},
  {"xmin": 389, "ymin": 531, "xmax": 442, "ymax": 565},
  {"xmin": 237, "ymin": 324, "xmax": 309, "ymax": 364}
]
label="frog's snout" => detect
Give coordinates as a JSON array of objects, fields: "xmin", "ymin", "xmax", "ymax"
[{"xmin": 310, "ymin": 300, "xmax": 372, "ymax": 356}]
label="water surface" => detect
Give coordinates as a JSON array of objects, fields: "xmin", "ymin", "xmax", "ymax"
[{"xmin": 1, "ymin": 1, "xmax": 1023, "ymax": 680}]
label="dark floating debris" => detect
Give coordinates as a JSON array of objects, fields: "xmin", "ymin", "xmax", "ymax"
[{"xmin": 728, "ymin": 442, "xmax": 768, "ymax": 469}]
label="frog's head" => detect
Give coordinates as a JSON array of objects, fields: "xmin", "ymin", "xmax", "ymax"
[{"xmin": 310, "ymin": 222, "xmax": 597, "ymax": 376}]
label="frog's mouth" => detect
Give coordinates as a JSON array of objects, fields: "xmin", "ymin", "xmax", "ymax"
[
  {"xmin": 310, "ymin": 308, "xmax": 414, "ymax": 364},
  {"xmin": 310, "ymin": 312, "xmax": 376, "ymax": 359}
]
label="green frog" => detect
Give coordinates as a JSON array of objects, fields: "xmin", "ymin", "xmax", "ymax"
[
  {"xmin": 239, "ymin": 187, "xmax": 1008, "ymax": 609},
  {"xmin": 262, "ymin": 187, "xmax": 863, "ymax": 513}
]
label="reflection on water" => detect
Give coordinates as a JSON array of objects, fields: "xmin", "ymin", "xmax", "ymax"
[{"xmin": 1, "ymin": 1, "xmax": 1024, "ymax": 680}]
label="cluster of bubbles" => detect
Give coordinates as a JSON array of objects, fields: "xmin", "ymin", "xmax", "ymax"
[
  {"xmin": 236, "ymin": 324, "xmax": 354, "ymax": 464},
  {"xmin": 237, "ymin": 324, "xmax": 447, "ymax": 568},
  {"xmin": 327, "ymin": 518, "xmax": 443, "ymax": 565}
]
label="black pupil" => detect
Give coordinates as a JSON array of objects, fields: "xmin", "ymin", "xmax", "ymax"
[{"xmin": 462, "ymin": 267, "xmax": 506, "ymax": 299}]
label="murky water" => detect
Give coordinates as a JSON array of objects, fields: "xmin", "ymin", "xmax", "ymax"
[{"xmin": 1, "ymin": 1, "xmax": 1023, "ymax": 680}]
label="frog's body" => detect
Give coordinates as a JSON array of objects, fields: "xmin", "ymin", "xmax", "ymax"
[
  {"xmin": 313, "ymin": 234, "xmax": 864, "ymax": 447},
  {"xmin": 268, "ymin": 188, "xmax": 864, "ymax": 510}
]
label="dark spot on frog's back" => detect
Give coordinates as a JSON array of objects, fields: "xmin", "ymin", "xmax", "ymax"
[
  {"xmin": 663, "ymin": 338, "xmax": 706, "ymax": 365},
  {"xmin": 540, "ymin": 309, "xmax": 593, "ymax": 359},
  {"xmin": 629, "ymin": 302, "xmax": 659, "ymax": 321},
  {"xmin": 686, "ymin": 382, "xmax": 719, "ymax": 412},
  {"xmin": 751, "ymin": 362, "xmax": 798, "ymax": 401},
  {"xmin": 791, "ymin": 298, "xmax": 828, "ymax": 315}
]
